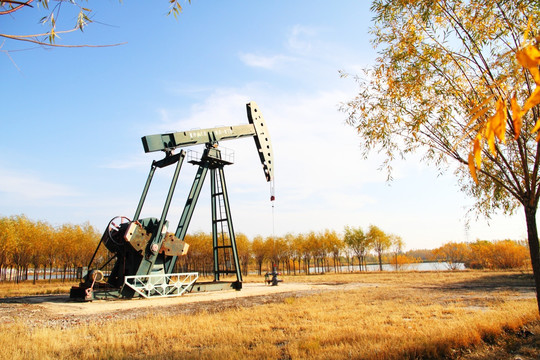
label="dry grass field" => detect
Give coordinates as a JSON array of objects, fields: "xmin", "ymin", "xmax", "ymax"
[
  {"xmin": 0, "ymin": 280, "xmax": 77, "ymax": 298},
  {"xmin": 0, "ymin": 271, "xmax": 538, "ymax": 359}
]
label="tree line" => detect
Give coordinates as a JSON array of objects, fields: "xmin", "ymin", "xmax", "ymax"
[
  {"xmin": 432, "ymin": 240, "xmax": 531, "ymax": 271},
  {"xmin": 0, "ymin": 215, "xmax": 102, "ymax": 283},
  {"xmin": 0, "ymin": 215, "xmax": 531, "ymax": 283}
]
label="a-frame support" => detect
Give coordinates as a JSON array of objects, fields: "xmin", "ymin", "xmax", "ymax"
[
  {"xmin": 165, "ymin": 144, "xmax": 242, "ymax": 290},
  {"xmin": 211, "ymin": 166, "xmax": 243, "ymax": 284}
]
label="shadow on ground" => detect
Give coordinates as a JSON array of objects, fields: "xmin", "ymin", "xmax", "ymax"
[{"xmin": 442, "ymin": 272, "xmax": 535, "ymax": 293}]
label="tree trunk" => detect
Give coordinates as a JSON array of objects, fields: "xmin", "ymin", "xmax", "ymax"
[
  {"xmin": 525, "ymin": 205, "xmax": 540, "ymax": 313},
  {"xmin": 378, "ymin": 252, "xmax": 383, "ymax": 271}
]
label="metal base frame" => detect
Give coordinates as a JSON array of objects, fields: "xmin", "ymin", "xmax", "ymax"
[{"xmin": 123, "ymin": 272, "xmax": 199, "ymax": 298}]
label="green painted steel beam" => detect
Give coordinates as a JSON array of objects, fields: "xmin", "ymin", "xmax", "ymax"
[
  {"xmin": 141, "ymin": 101, "xmax": 274, "ymax": 183},
  {"xmin": 164, "ymin": 162, "xmax": 209, "ymax": 274},
  {"xmin": 142, "ymin": 124, "xmax": 256, "ymax": 153}
]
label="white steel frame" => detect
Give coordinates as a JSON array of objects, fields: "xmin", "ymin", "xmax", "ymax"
[{"xmin": 123, "ymin": 272, "xmax": 199, "ymax": 298}]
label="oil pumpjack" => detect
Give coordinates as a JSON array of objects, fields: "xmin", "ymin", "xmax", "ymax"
[{"xmin": 70, "ymin": 101, "xmax": 274, "ymax": 301}]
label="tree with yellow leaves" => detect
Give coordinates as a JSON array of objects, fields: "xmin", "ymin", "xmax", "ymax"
[
  {"xmin": 367, "ymin": 225, "xmax": 391, "ymax": 271},
  {"xmin": 251, "ymin": 235, "xmax": 269, "ymax": 275},
  {"xmin": 235, "ymin": 233, "xmax": 251, "ymax": 277},
  {"xmin": 433, "ymin": 241, "xmax": 470, "ymax": 271},
  {"xmin": 344, "ymin": 225, "xmax": 372, "ymax": 271},
  {"xmin": 342, "ymin": 0, "xmax": 540, "ymax": 311}
]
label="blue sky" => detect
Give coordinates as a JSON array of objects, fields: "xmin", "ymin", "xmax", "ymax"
[{"xmin": 1, "ymin": 1, "xmax": 526, "ymax": 249}]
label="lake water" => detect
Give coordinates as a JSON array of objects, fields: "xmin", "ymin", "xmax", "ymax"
[
  {"xmin": 310, "ymin": 262, "xmax": 465, "ymax": 273},
  {"xmin": 17, "ymin": 262, "xmax": 465, "ymax": 281}
]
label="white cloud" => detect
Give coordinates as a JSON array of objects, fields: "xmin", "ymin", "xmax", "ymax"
[
  {"xmin": 287, "ymin": 25, "xmax": 318, "ymax": 54},
  {"xmin": 238, "ymin": 25, "xmax": 320, "ymax": 71},
  {"xmin": 0, "ymin": 167, "xmax": 80, "ymax": 200},
  {"xmin": 238, "ymin": 52, "xmax": 296, "ymax": 70}
]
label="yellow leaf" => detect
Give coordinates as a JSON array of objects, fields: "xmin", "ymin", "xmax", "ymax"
[
  {"xmin": 530, "ymin": 67, "xmax": 540, "ymax": 85},
  {"xmin": 467, "ymin": 95, "xmax": 494, "ymax": 123},
  {"xmin": 517, "ymin": 45, "xmax": 540, "ymax": 69},
  {"xmin": 468, "ymin": 153, "xmax": 478, "ymax": 184},
  {"xmin": 533, "ymin": 120, "xmax": 540, "ymax": 136},
  {"xmin": 524, "ymin": 16, "xmax": 532, "ymax": 42},
  {"xmin": 453, "ymin": 118, "xmax": 485, "ymax": 151},
  {"xmin": 468, "ymin": 107, "xmax": 489, "ymax": 126},
  {"xmin": 492, "ymin": 98, "xmax": 507, "ymax": 143},
  {"xmin": 454, "ymin": 96, "xmax": 494, "ymax": 153},
  {"xmin": 511, "ymin": 95, "xmax": 522, "ymax": 139},
  {"xmin": 486, "ymin": 123, "xmax": 496, "ymax": 156},
  {"xmin": 473, "ymin": 135, "xmax": 482, "ymax": 168},
  {"xmin": 525, "ymin": 86, "xmax": 540, "ymax": 121},
  {"xmin": 532, "ymin": 120, "xmax": 540, "ymax": 135}
]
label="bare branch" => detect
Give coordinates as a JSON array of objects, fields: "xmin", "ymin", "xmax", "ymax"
[
  {"xmin": 0, "ymin": 0, "xmax": 33, "ymax": 15},
  {"xmin": 0, "ymin": 33, "xmax": 126, "ymax": 48}
]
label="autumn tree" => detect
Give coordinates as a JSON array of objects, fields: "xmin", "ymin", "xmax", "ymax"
[
  {"xmin": 251, "ymin": 235, "xmax": 268, "ymax": 275},
  {"xmin": 72, "ymin": 222, "xmax": 100, "ymax": 276},
  {"xmin": 0, "ymin": 217, "xmax": 15, "ymax": 280},
  {"xmin": 184, "ymin": 232, "xmax": 213, "ymax": 275},
  {"xmin": 291, "ymin": 233, "xmax": 305, "ymax": 275},
  {"xmin": 30, "ymin": 220, "xmax": 53, "ymax": 283},
  {"xmin": 266, "ymin": 235, "xmax": 289, "ymax": 272},
  {"xmin": 466, "ymin": 239, "xmax": 530, "ymax": 270},
  {"xmin": 433, "ymin": 242, "xmax": 469, "ymax": 270},
  {"xmin": 56, "ymin": 224, "xmax": 76, "ymax": 281},
  {"xmin": 309, "ymin": 231, "xmax": 325, "ymax": 273},
  {"xmin": 491, "ymin": 240, "xmax": 530, "ymax": 269},
  {"xmin": 303, "ymin": 231, "xmax": 318, "ymax": 274},
  {"xmin": 344, "ymin": 226, "xmax": 372, "ymax": 271},
  {"xmin": 367, "ymin": 225, "xmax": 391, "ymax": 271},
  {"xmin": 389, "ymin": 234, "xmax": 404, "ymax": 271},
  {"xmin": 325, "ymin": 229, "xmax": 344, "ymax": 272},
  {"xmin": 235, "ymin": 233, "xmax": 251, "ymax": 276},
  {"xmin": 11, "ymin": 215, "xmax": 34, "ymax": 282},
  {"xmin": 0, "ymin": 217, "xmax": 16, "ymax": 281},
  {"xmin": 342, "ymin": 0, "xmax": 540, "ymax": 310},
  {"xmin": 42, "ymin": 224, "xmax": 59, "ymax": 282},
  {"xmin": 282, "ymin": 233, "xmax": 296, "ymax": 274}
]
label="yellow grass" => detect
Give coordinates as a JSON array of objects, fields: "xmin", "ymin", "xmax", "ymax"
[
  {"xmin": 0, "ymin": 271, "xmax": 537, "ymax": 359},
  {"xmin": 0, "ymin": 280, "xmax": 78, "ymax": 298}
]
